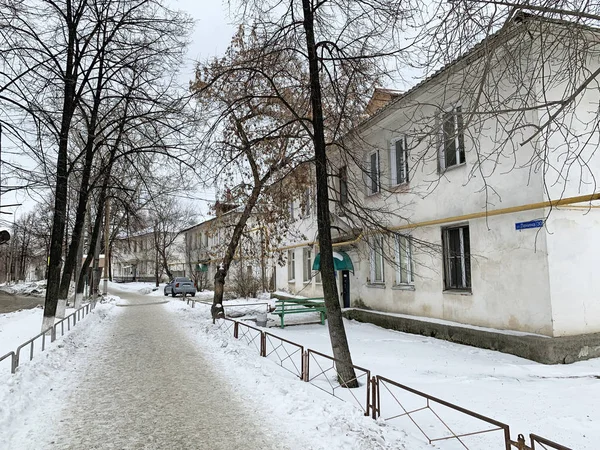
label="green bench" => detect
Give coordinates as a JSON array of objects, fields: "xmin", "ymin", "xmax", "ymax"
[{"xmin": 273, "ymin": 297, "xmax": 327, "ymax": 328}]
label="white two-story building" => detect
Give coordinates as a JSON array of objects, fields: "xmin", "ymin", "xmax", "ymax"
[
  {"xmin": 182, "ymin": 201, "xmax": 273, "ymax": 294},
  {"xmin": 112, "ymin": 229, "xmax": 186, "ymax": 283},
  {"xmin": 275, "ymin": 13, "xmax": 600, "ymax": 338}
]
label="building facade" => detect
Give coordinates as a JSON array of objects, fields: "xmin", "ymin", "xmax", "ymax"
[
  {"xmin": 182, "ymin": 203, "xmax": 272, "ymax": 293},
  {"xmin": 274, "ymin": 15, "xmax": 600, "ymax": 338},
  {"xmin": 113, "ymin": 230, "xmax": 186, "ymax": 283}
]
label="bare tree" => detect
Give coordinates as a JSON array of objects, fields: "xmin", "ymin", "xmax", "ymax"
[
  {"xmin": 1, "ymin": 0, "xmax": 199, "ymax": 326},
  {"xmin": 149, "ymin": 195, "xmax": 196, "ymax": 285},
  {"xmin": 192, "ymin": 26, "xmax": 311, "ymax": 318},
  {"xmin": 207, "ymin": 0, "xmax": 414, "ymax": 386}
]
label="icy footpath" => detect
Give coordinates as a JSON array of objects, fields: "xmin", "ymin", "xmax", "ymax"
[
  {"xmin": 1, "ymin": 286, "xmax": 427, "ymax": 450},
  {"xmin": 167, "ymin": 300, "xmax": 429, "ymax": 450},
  {"xmin": 1, "ymin": 292, "xmax": 287, "ymax": 449}
]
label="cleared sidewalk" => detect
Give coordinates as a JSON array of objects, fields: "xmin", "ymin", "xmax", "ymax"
[{"xmin": 46, "ymin": 290, "xmax": 283, "ymax": 449}]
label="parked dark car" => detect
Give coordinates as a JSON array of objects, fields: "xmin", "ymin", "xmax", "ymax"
[{"xmin": 164, "ymin": 277, "xmax": 196, "ymax": 297}]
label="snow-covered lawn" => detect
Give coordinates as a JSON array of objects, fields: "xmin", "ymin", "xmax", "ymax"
[
  {"xmin": 0, "ymin": 308, "xmax": 45, "ymax": 361},
  {"xmin": 177, "ymin": 300, "xmax": 598, "ymax": 449},
  {"xmin": 0, "ymin": 306, "xmax": 79, "ymax": 367}
]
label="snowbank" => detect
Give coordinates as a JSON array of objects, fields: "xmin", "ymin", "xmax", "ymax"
[
  {"xmin": 0, "ymin": 281, "xmax": 46, "ymax": 297},
  {"xmin": 0, "ymin": 300, "xmax": 117, "ymax": 442}
]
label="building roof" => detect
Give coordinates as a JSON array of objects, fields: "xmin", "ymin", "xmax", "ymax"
[{"xmin": 356, "ymin": 11, "xmax": 598, "ymax": 132}]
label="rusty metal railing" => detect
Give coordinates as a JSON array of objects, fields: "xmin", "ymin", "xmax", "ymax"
[
  {"xmin": 375, "ymin": 375, "xmax": 511, "ymax": 450},
  {"xmin": 214, "ymin": 317, "xmax": 237, "ymax": 337},
  {"xmin": 264, "ymin": 332, "xmax": 304, "ymax": 379},
  {"xmin": 235, "ymin": 321, "xmax": 264, "ymax": 355},
  {"xmin": 305, "ymin": 349, "xmax": 371, "ymax": 416},
  {"xmin": 8, "ymin": 302, "xmax": 96, "ymax": 374},
  {"xmin": 529, "ymin": 434, "xmax": 573, "ymax": 450},
  {"xmin": 200, "ymin": 303, "xmax": 576, "ymax": 450}
]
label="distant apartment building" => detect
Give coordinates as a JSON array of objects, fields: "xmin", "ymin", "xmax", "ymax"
[
  {"xmin": 182, "ymin": 201, "xmax": 272, "ymax": 292},
  {"xmin": 112, "ymin": 229, "xmax": 185, "ymax": 282}
]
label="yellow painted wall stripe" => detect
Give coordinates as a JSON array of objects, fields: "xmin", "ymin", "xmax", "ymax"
[{"xmin": 274, "ymin": 192, "xmax": 600, "ymax": 251}]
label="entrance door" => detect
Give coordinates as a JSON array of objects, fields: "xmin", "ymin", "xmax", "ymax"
[{"xmin": 341, "ymin": 270, "xmax": 350, "ymax": 308}]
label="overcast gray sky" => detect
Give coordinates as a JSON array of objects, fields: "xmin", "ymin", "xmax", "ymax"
[
  {"xmin": 172, "ymin": 0, "xmax": 237, "ymax": 83},
  {"xmin": 170, "ymin": 0, "xmax": 238, "ymax": 221}
]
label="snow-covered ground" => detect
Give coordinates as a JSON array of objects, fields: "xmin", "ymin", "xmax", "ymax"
[
  {"xmin": 265, "ymin": 318, "xmax": 598, "ymax": 448},
  {"xmin": 0, "ymin": 306, "xmax": 78, "ymax": 368},
  {"xmin": 167, "ymin": 300, "xmax": 429, "ymax": 449},
  {"xmin": 1, "ymin": 289, "xmax": 427, "ymax": 449},
  {"xmin": 177, "ymin": 300, "xmax": 598, "ymax": 449},
  {"xmin": 0, "ymin": 300, "xmax": 117, "ymax": 444},
  {"xmin": 1, "ymin": 285, "xmax": 596, "ymax": 449}
]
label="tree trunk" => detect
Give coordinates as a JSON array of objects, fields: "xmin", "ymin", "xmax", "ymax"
[
  {"xmin": 155, "ymin": 245, "xmax": 160, "ymax": 287},
  {"xmin": 42, "ymin": 7, "xmax": 78, "ymax": 331},
  {"xmin": 60, "ymin": 51, "xmax": 105, "ymax": 302},
  {"xmin": 301, "ymin": 0, "xmax": 358, "ymax": 388},
  {"xmin": 77, "ymin": 183, "xmax": 107, "ymax": 298},
  {"xmin": 212, "ymin": 183, "xmax": 263, "ymax": 319},
  {"xmin": 159, "ymin": 247, "xmax": 173, "ymax": 281},
  {"xmin": 92, "ymin": 222, "xmax": 102, "ymax": 298},
  {"xmin": 74, "ymin": 218, "xmax": 85, "ymax": 309}
]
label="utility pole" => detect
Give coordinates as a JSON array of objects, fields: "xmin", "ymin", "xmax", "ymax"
[{"xmin": 102, "ymin": 196, "xmax": 110, "ymax": 295}]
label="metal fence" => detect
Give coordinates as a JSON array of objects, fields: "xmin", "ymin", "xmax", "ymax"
[
  {"xmin": 195, "ymin": 303, "xmax": 574, "ymax": 450},
  {"xmin": 2, "ymin": 302, "xmax": 96, "ymax": 374},
  {"xmin": 235, "ymin": 321, "xmax": 264, "ymax": 355},
  {"xmin": 375, "ymin": 375, "xmax": 511, "ymax": 450},
  {"xmin": 529, "ymin": 434, "xmax": 573, "ymax": 450},
  {"xmin": 264, "ymin": 332, "xmax": 304, "ymax": 379},
  {"xmin": 215, "ymin": 317, "xmax": 237, "ymax": 337},
  {"xmin": 305, "ymin": 349, "xmax": 371, "ymax": 416},
  {"xmin": 0, "ymin": 351, "xmax": 17, "ymax": 374}
]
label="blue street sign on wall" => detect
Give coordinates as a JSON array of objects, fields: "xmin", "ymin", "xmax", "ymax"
[{"xmin": 515, "ymin": 219, "xmax": 544, "ymax": 231}]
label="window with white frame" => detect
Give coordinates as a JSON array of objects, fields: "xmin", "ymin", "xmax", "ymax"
[
  {"xmin": 395, "ymin": 234, "xmax": 414, "ymax": 285},
  {"xmin": 439, "ymin": 106, "xmax": 465, "ymax": 170},
  {"xmin": 367, "ymin": 151, "xmax": 380, "ymax": 195},
  {"xmin": 287, "ymin": 250, "xmax": 296, "ymax": 281},
  {"xmin": 390, "ymin": 136, "xmax": 409, "ymax": 185},
  {"xmin": 442, "ymin": 225, "xmax": 471, "ymax": 290},
  {"xmin": 369, "ymin": 235, "xmax": 385, "ymax": 283},
  {"xmin": 303, "ymin": 248, "xmax": 312, "ymax": 282}
]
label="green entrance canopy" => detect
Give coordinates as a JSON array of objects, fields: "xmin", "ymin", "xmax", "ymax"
[
  {"xmin": 195, "ymin": 263, "xmax": 208, "ymax": 272},
  {"xmin": 312, "ymin": 251, "xmax": 354, "ymax": 272}
]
